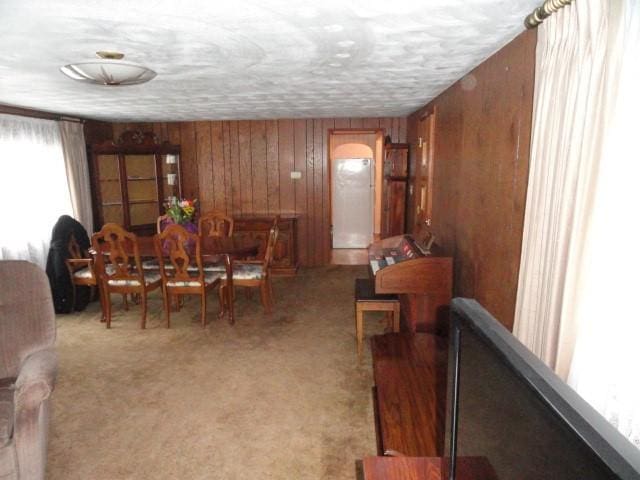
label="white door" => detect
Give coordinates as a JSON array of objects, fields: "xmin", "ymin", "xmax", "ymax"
[{"xmin": 332, "ymin": 158, "xmax": 374, "ymax": 248}]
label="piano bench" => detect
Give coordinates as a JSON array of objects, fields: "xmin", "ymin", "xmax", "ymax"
[{"xmin": 354, "ymin": 278, "xmax": 400, "ymax": 358}]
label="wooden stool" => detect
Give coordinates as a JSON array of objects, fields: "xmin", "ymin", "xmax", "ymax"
[{"xmin": 355, "ymin": 278, "xmax": 400, "ymax": 358}]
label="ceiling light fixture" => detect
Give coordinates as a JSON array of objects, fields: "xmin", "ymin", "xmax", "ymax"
[{"xmin": 60, "ymin": 51, "xmax": 156, "ymax": 86}]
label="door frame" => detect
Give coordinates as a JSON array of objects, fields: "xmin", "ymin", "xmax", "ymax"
[{"xmin": 328, "ymin": 129, "xmax": 384, "ymax": 250}]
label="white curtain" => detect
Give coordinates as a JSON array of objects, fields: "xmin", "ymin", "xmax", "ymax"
[
  {"xmin": 514, "ymin": 0, "xmax": 640, "ymax": 448},
  {"xmin": 60, "ymin": 120, "xmax": 93, "ymax": 234},
  {"xmin": 513, "ymin": 0, "xmax": 610, "ymax": 379},
  {"xmin": 0, "ymin": 114, "xmax": 73, "ymax": 268},
  {"xmin": 568, "ymin": 0, "xmax": 640, "ymax": 449}
]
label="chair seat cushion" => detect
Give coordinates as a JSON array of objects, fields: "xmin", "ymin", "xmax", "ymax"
[
  {"xmin": 222, "ymin": 264, "xmax": 263, "ymax": 281},
  {"xmin": 72, "ymin": 266, "xmax": 93, "ymax": 280},
  {"xmin": 354, "ymin": 278, "xmax": 398, "ymax": 302},
  {"xmin": 107, "ymin": 272, "xmax": 161, "ymax": 287},
  {"xmin": 166, "ymin": 272, "xmax": 223, "ymax": 288},
  {"xmin": 0, "ymin": 382, "xmax": 14, "ymax": 448},
  {"xmin": 141, "ymin": 259, "xmax": 161, "ymax": 270},
  {"xmin": 202, "ymin": 261, "xmax": 226, "ymax": 272}
]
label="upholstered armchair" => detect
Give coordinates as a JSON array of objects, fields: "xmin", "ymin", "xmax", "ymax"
[{"xmin": 0, "ymin": 260, "xmax": 58, "ymax": 480}]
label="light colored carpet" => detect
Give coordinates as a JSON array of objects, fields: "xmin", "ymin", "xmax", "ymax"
[{"xmin": 47, "ymin": 266, "xmax": 386, "ymax": 480}]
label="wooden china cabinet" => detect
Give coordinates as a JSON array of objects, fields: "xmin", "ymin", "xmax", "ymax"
[{"xmin": 89, "ymin": 130, "xmax": 182, "ymax": 235}]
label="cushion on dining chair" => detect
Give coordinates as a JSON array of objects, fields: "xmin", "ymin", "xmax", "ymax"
[
  {"xmin": 141, "ymin": 259, "xmax": 160, "ymax": 270},
  {"xmin": 107, "ymin": 272, "xmax": 161, "ymax": 287},
  {"xmin": 221, "ymin": 264, "xmax": 263, "ymax": 281},
  {"xmin": 72, "ymin": 267, "xmax": 93, "ymax": 280},
  {"xmin": 202, "ymin": 261, "xmax": 226, "ymax": 272},
  {"xmin": 166, "ymin": 272, "xmax": 223, "ymax": 288}
]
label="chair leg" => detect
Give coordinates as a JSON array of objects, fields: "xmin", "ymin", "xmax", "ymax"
[
  {"xmin": 268, "ymin": 277, "xmax": 274, "ymax": 307},
  {"xmin": 260, "ymin": 283, "xmax": 271, "ymax": 314},
  {"xmin": 163, "ymin": 287, "xmax": 171, "ymax": 328},
  {"xmin": 392, "ymin": 302, "xmax": 400, "ymax": 333},
  {"xmin": 70, "ymin": 283, "xmax": 77, "ymax": 312},
  {"xmin": 201, "ymin": 292, "xmax": 207, "ymax": 327},
  {"xmin": 97, "ymin": 282, "xmax": 106, "ymax": 322},
  {"xmin": 123, "ymin": 294, "xmax": 129, "ymax": 311},
  {"xmin": 140, "ymin": 291, "xmax": 147, "ymax": 329},
  {"xmin": 105, "ymin": 290, "xmax": 112, "ymax": 328},
  {"xmin": 356, "ymin": 307, "xmax": 364, "ymax": 359}
]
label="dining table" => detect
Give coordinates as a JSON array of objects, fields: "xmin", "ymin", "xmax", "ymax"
[{"xmin": 135, "ymin": 235, "xmax": 261, "ymax": 260}]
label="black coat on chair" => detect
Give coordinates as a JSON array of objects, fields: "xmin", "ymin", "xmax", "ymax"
[{"xmin": 45, "ymin": 215, "xmax": 91, "ymax": 313}]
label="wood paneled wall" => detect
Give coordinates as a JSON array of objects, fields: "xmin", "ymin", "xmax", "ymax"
[
  {"xmin": 87, "ymin": 117, "xmax": 406, "ymax": 266},
  {"xmin": 407, "ymin": 30, "xmax": 536, "ymax": 330}
]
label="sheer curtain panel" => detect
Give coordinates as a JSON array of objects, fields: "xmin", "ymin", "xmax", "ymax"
[
  {"xmin": 514, "ymin": 0, "xmax": 640, "ymax": 449},
  {"xmin": 513, "ymin": 0, "xmax": 610, "ymax": 379},
  {"xmin": 0, "ymin": 114, "xmax": 73, "ymax": 268},
  {"xmin": 567, "ymin": 0, "xmax": 640, "ymax": 449},
  {"xmin": 60, "ymin": 120, "xmax": 93, "ymax": 234}
]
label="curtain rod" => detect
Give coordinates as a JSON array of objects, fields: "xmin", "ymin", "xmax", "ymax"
[
  {"xmin": 525, "ymin": 0, "xmax": 574, "ymax": 29},
  {"xmin": 0, "ymin": 104, "xmax": 85, "ymax": 124}
]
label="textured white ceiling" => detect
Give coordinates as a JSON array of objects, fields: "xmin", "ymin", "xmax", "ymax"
[{"xmin": 0, "ymin": 0, "xmax": 539, "ymax": 122}]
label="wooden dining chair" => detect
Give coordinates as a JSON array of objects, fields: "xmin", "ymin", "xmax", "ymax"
[
  {"xmin": 220, "ymin": 221, "xmax": 278, "ymax": 314},
  {"xmin": 65, "ymin": 233, "xmax": 105, "ymax": 320},
  {"xmin": 139, "ymin": 214, "xmax": 173, "ymax": 272},
  {"xmin": 91, "ymin": 223, "xmax": 162, "ymax": 329},
  {"xmin": 198, "ymin": 210, "xmax": 234, "ymax": 238},
  {"xmin": 154, "ymin": 224, "xmax": 229, "ymax": 327}
]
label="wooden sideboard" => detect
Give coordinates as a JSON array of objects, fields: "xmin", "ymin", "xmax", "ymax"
[{"xmin": 233, "ymin": 215, "xmax": 299, "ymax": 276}]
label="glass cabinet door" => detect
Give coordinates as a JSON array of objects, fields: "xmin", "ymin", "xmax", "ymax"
[
  {"xmin": 124, "ymin": 154, "xmax": 159, "ymax": 227},
  {"xmin": 161, "ymin": 153, "xmax": 180, "ymax": 203},
  {"xmin": 97, "ymin": 154, "xmax": 124, "ymax": 224}
]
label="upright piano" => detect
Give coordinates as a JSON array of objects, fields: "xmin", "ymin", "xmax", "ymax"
[{"xmin": 368, "ymin": 235, "xmax": 452, "ymax": 333}]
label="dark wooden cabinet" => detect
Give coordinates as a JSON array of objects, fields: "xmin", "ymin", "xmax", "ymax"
[
  {"xmin": 233, "ymin": 215, "xmax": 299, "ymax": 275},
  {"xmin": 383, "ymin": 143, "xmax": 409, "ymax": 237},
  {"xmin": 89, "ymin": 131, "xmax": 182, "ymax": 235}
]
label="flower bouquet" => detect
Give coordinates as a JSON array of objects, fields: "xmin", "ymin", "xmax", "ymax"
[
  {"xmin": 165, "ymin": 197, "xmax": 198, "ymax": 225},
  {"xmin": 160, "ymin": 197, "xmax": 199, "ymax": 254}
]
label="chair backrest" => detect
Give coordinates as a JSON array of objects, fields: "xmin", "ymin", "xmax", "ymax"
[
  {"xmin": 154, "ymin": 224, "xmax": 204, "ymax": 284},
  {"xmin": 91, "ymin": 223, "xmax": 144, "ymax": 284},
  {"xmin": 263, "ymin": 223, "xmax": 279, "ymax": 270},
  {"xmin": 198, "ymin": 210, "xmax": 234, "ymax": 238},
  {"xmin": 0, "ymin": 260, "xmax": 56, "ymax": 378},
  {"xmin": 156, "ymin": 214, "xmax": 171, "ymax": 234},
  {"xmin": 67, "ymin": 233, "xmax": 83, "ymax": 260}
]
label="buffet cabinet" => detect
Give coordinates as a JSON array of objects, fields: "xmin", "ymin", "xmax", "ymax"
[
  {"xmin": 89, "ymin": 130, "xmax": 182, "ymax": 235},
  {"xmin": 233, "ymin": 215, "xmax": 299, "ymax": 276}
]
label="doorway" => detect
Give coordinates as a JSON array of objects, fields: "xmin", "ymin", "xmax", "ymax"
[{"xmin": 329, "ymin": 129, "xmax": 384, "ymax": 264}]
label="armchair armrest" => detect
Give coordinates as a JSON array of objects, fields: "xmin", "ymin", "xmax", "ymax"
[
  {"xmin": 14, "ymin": 350, "xmax": 57, "ymax": 412},
  {"xmin": 66, "ymin": 258, "xmax": 93, "ymax": 271}
]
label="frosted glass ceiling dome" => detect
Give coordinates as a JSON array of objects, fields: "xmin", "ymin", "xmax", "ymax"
[{"xmin": 60, "ymin": 51, "xmax": 156, "ymax": 86}]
